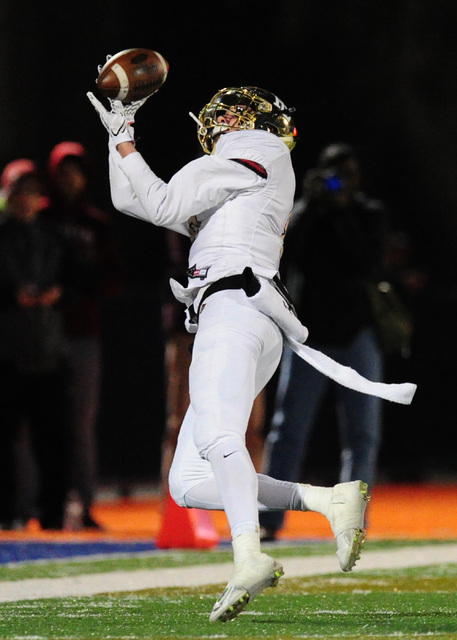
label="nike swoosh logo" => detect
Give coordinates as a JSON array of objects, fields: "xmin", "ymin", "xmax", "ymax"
[{"xmin": 223, "ymin": 451, "xmax": 238, "ymax": 458}]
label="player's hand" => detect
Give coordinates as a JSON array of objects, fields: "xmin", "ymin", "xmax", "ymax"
[
  {"xmin": 122, "ymin": 96, "xmax": 150, "ymax": 133},
  {"xmin": 86, "ymin": 92, "xmax": 134, "ymax": 144},
  {"xmin": 97, "ymin": 54, "xmax": 112, "ymax": 75}
]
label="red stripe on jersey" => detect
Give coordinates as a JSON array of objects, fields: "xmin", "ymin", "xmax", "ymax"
[{"xmin": 230, "ymin": 158, "xmax": 268, "ymax": 179}]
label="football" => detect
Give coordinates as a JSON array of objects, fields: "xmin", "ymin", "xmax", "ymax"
[{"xmin": 96, "ymin": 48, "xmax": 169, "ymax": 103}]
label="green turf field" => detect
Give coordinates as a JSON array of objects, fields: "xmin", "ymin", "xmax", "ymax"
[{"xmin": 0, "ymin": 540, "xmax": 455, "ymax": 639}]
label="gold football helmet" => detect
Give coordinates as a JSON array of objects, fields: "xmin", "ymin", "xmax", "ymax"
[{"xmin": 193, "ymin": 86, "xmax": 298, "ymax": 154}]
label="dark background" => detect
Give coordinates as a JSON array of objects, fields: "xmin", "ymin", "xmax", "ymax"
[{"xmin": 1, "ymin": 0, "xmax": 456, "ymax": 486}]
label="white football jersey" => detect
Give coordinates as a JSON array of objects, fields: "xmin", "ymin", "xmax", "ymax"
[{"xmin": 109, "ymin": 129, "xmax": 295, "ymax": 288}]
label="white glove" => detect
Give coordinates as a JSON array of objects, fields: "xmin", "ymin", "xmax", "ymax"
[
  {"xmin": 87, "ymin": 92, "xmax": 134, "ymax": 144},
  {"xmin": 87, "ymin": 92, "xmax": 151, "ymax": 145},
  {"xmin": 123, "ymin": 96, "xmax": 150, "ymax": 121}
]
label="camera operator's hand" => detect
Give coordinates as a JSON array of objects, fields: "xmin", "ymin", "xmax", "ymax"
[
  {"xmin": 303, "ymin": 169, "xmax": 324, "ymax": 197},
  {"xmin": 39, "ymin": 286, "xmax": 62, "ymax": 307}
]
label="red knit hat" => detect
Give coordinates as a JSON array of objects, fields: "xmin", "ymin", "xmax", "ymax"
[
  {"xmin": 48, "ymin": 141, "xmax": 87, "ymax": 180},
  {"xmin": 1, "ymin": 158, "xmax": 38, "ymax": 196}
]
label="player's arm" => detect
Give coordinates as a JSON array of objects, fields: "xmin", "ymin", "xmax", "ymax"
[
  {"xmin": 107, "ymin": 141, "xmax": 188, "ymax": 236},
  {"xmin": 117, "ymin": 151, "xmax": 265, "ymax": 228},
  {"xmin": 117, "ymin": 141, "xmax": 136, "ymax": 158}
]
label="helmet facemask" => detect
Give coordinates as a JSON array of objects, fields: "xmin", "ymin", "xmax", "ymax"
[{"xmin": 192, "ymin": 87, "xmax": 298, "ymax": 154}]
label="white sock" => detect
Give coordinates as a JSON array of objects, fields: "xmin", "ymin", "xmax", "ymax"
[
  {"xmin": 302, "ymin": 485, "xmax": 332, "ymax": 516},
  {"xmin": 232, "ymin": 531, "xmax": 261, "ymax": 567}
]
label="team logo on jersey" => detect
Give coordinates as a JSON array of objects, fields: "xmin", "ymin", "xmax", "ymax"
[
  {"xmin": 187, "ymin": 215, "xmax": 201, "ymax": 243},
  {"xmin": 187, "ymin": 264, "xmax": 210, "ymax": 279}
]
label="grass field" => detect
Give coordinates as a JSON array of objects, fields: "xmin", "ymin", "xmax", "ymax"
[{"xmin": 0, "ymin": 540, "xmax": 456, "ymax": 639}]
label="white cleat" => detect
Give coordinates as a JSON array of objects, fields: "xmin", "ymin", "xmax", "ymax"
[
  {"xmin": 209, "ymin": 553, "xmax": 284, "ymax": 622},
  {"xmin": 326, "ymin": 480, "xmax": 371, "ymax": 572}
]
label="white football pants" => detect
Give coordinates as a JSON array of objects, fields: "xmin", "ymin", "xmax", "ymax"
[{"xmin": 168, "ymin": 288, "xmax": 283, "ymax": 538}]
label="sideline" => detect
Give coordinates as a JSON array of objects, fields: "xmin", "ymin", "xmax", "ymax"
[{"xmin": 0, "ymin": 543, "xmax": 456, "ymax": 602}]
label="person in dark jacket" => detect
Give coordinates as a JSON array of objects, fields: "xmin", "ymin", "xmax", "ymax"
[
  {"xmin": 43, "ymin": 141, "xmax": 124, "ymax": 529},
  {"xmin": 260, "ymin": 143, "xmax": 389, "ymax": 540},
  {"xmin": 0, "ymin": 169, "xmax": 78, "ymax": 529}
]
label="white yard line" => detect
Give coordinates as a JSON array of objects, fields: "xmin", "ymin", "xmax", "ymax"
[{"xmin": 0, "ymin": 543, "xmax": 456, "ymax": 602}]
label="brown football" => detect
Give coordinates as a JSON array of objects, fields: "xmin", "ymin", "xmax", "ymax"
[{"xmin": 96, "ymin": 48, "xmax": 169, "ymax": 103}]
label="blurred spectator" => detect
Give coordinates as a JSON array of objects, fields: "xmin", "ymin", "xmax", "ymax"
[
  {"xmin": 43, "ymin": 141, "xmax": 124, "ymax": 529},
  {"xmin": 0, "ymin": 158, "xmax": 38, "ymax": 216},
  {"xmin": 0, "ymin": 166, "xmax": 77, "ymax": 529},
  {"xmin": 260, "ymin": 143, "xmax": 390, "ymax": 541}
]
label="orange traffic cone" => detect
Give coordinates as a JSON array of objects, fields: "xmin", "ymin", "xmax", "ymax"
[{"xmin": 156, "ymin": 492, "xmax": 220, "ymax": 549}]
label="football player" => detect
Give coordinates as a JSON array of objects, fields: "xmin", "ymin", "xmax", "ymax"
[{"xmin": 88, "ymin": 85, "xmax": 371, "ymax": 622}]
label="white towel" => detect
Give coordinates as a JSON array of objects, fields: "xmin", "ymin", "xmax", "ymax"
[{"xmin": 286, "ymin": 336, "xmax": 417, "ymax": 405}]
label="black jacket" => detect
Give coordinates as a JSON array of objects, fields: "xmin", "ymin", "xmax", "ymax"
[
  {"xmin": 0, "ymin": 216, "xmax": 81, "ymax": 372},
  {"xmin": 283, "ymin": 192, "xmax": 389, "ymax": 346},
  {"xmin": 41, "ymin": 201, "xmax": 124, "ymax": 338}
]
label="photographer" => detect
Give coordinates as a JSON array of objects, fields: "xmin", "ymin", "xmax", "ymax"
[{"xmin": 260, "ymin": 143, "xmax": 389, "ymax": 541}]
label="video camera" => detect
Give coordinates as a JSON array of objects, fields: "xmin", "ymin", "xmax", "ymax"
[{"xmin": 321, "ymin": 170, "xmax": 344, "ymax": 192}]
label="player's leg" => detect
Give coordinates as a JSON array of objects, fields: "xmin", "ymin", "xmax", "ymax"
[
  {"xmin": 179, "ymin": 290, "xmax": 284, "ymax": 622},
  {"xmin": 257, "ymin": 474, "xmax": 370, "ymax": 572},
  {"xmin": 171, "ymin": 444, "xmax": 370, "ymax": 577},
  {"xmin": 168, "ymin": 289, "xmax": 282, "ymax": 516},
  {"xmin": 170, "ymin": 405, "xmax": 369, "ymax": 580},
  {"xmin": 168, "ymin": 291, "xmax": 369, "ymax": 619},
  {"xmin": 186, "ymin": 290, "xmax": 282, "ymax": 535}
]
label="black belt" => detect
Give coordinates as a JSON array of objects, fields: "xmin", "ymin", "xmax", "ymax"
[
  {"xmin": 188, "ymin": 266, "xmax": 296, "ymax": 325},
  {"xmin": 188, "ymin": 267, "xmax": 261, "ymax": 324}
]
